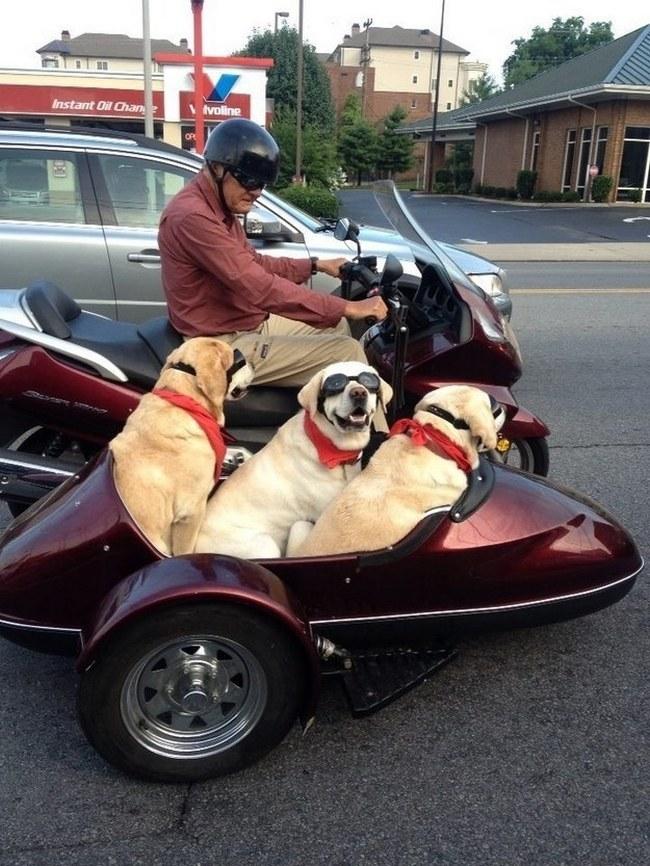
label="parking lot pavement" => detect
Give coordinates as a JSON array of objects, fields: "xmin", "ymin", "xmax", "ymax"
[{"xmin": 457, "ymin": 242, "xmax": 650, "ymax": 261}]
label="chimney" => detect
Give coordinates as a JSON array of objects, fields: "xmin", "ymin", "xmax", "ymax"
[
  {"xmin": 343, "ymin": 34, "xmax": 350, "ymax": 41},
  {"xmin": 61, "ymin": 30, "xmax": 71, "ymax": 41},
  {"xmin": 180, "ymin": 37, "xmax": 189, "ymax": 52},
  {"xmin": 351, "ymin": 23, "xmax": 360, "ymax": 36}
]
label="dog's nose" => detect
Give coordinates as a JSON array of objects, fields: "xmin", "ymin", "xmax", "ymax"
[{"xmin": 349, "ymin": 385, "xmax": 368, "ymax": 402}]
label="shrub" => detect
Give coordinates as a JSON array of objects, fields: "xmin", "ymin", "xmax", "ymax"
[
  {"xmin": 591, "ymin": 175, "xmax": 613, "ymax": 202},
  {"xmin": 630, "ymin": 188, "xmax": 643, "ymax": 203},
  {"xmin": 434, "ymin": 181, "xmax": 455, "ymax": 194},
  {"xmin": 454, "ymin": 167, "xmax": 474, "ymax": 194},
  {"xmin": 481, "ymin": 185, "xmax": 497, "ymax": 197},
  {"xmin": 533, "ymin": 190, "xmax": 565, "ymax": 202},
  {"xmin": 275, "ymin": 185, "xmax": 338, "ymax": 219},
  {"xmin": 435, "ymin": 168, "xmax": 453, "ymax": 185},
  {"xmin": 561, "ymin": 190, "xmax": 581, "ymax": 202},
  {"xmin": 495, "ymin": 187, "xmax": 507, "ymax": 198},
  {"xmin": 506, "ymin": 187, "xmax": 518, "ymax": 200},
  {"xmin": 516, "ymin": 169, "xmax": 537, "ymax": 200},
  {"xmin": 474, "ymin": 183, "xmax": 483, "ymax": 196}
]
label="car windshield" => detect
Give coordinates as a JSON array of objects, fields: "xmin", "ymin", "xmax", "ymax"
[{"xmin": 262, "ymin": 189, "xmax": 325, "ymax": 232}]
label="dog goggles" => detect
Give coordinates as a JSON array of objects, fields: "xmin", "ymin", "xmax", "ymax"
[
  {"xmin": 227, "ymin": 167, "xmax": 266, "ymax": 191},
  {"xmin": 226, "ymin": 349, "xmax": 247, "ymax": 386},
  {"xmin": 321, "ymin": 371, "xmax": 381, "ymax": 397}
]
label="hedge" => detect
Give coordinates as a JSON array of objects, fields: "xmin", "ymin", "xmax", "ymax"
[{"xmin": 275, "ymin": 185, "xmax": 339, "ymax": 219}]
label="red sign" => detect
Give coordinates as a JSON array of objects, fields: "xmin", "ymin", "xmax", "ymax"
[
  {"xmin": 0, "ymin": 84, "xmax": 164, "ymax": 118},
  {"xmin": 179, "ymin": 91, "xmax": 251, "ymax": 122}
]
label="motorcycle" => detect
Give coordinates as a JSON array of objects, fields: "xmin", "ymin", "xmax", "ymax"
[{"xmin": 0, "ymin": 187, "xmax": 548, "ymax": 515}]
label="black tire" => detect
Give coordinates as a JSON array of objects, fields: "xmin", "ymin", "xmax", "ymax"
[
  {"xmin": 493, "ymin": 436, "xmax": 550, "ymax": 476},
  {"xmin": 77, "ymin": 603, "xmax": 307, "ymax": 783}
]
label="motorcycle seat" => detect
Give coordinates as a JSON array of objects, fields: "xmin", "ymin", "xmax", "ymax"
[{"xmin": 136, "ymin": 316, "xmax": 299, "ymax": 427}]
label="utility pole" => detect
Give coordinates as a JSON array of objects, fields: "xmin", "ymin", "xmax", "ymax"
[
  {"xmin": 142, "ymin": 0, "xmax": 154, "ymax": 138},
  {"xmin": 360, "ymin": 18, "xmax": 373, "ymax": 119},
  {"xmin": 295, "ymin": 0, "xmax": 304, "ymax": 182},
  {"xmin": 191, "ymin": 0, "xmax": 205, "ymax": 153},
  {"xmin": 426, "ymin": 0, "xmax": 446, "ymax": 193}
]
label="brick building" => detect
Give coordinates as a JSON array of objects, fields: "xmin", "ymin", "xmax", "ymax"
[
  {"xmin": 325, "ymin": 24, "xmax": 487, "ymax": 124},
  {"xmin": 399, "ymin": 25, "xmax": 650, "ymax": 202}
]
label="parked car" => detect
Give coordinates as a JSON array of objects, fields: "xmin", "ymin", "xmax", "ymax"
[{"xmin": 0, "ymin": 122, "xmax": 511, "ymax": 321}]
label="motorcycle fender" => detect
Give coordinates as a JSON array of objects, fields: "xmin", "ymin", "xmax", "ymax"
[
  {"xmin": 503, "ymin": 405, "xmax": 550, "ymax": 439},
  {"xmin": 76, "ymin": 554, "xmax": 321, "ymax": 725}
]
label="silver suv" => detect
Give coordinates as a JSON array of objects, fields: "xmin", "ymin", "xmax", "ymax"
[{"xmin": 0, "ymin": 123, "xmax": 511, "ymax": 322}]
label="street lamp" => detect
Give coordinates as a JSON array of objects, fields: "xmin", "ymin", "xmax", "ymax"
[{"xmin": 274, "ymin": 11, "xmax": 289, "ymax": 33}]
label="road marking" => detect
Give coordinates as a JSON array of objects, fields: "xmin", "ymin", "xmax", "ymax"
[
  {"xmin": 511, "ymin": 287, "xmax": 650, "ymax": 294},
  {"xmin": 622, "ymin": 216, "xmax": 650, "ymax": 222},
  {"xmin": 460, "ymin": 237, "xmax": 488, "ymax": 243}
]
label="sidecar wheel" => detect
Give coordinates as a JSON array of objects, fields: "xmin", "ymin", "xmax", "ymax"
[{"xmin": 77, "ymin": 604, "xmax": 306, "ymax": 783}]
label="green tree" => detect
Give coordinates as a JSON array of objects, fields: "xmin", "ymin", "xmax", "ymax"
[
  {"xmin": 378, "ymin": 105, "xmax": 413, "ymax": 177},
  {"xmin": 271, "ymin": 108, "xmax": 338, "ymax": 188},
  {"xmin": 338, "ymin": 120, "xmax": 380, "ymax": 186},
  {"xmin": 503, "ymin": 17, "xmax": 614, "ymax": 88},
  {"xmin": 338, "ymin": 91, "xmax": 363, "ymax": 129},
  {"xmin": 239, "ymin": 27, "xmax": 335, "ymax": 132},
  {"xmin": 460, "ymin": 73, "xmax": 501, "ymax": 105}
]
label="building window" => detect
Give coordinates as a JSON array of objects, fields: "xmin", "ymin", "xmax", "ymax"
[
  {"xmin": 576, "ymin": 128, "xmax": 593, "ymax": 196},
  {"xmin": 531, "ymin": 130, "xmax": 540, "ymax": 171},
  {"xmin": 41, "ymin": 57, "xmax": 59, "ymax": 68},
  {"xmin": 594, "ymin": 126, "xmax": 608, "ymax": 175},
  {"xmin": 411, "ymin": 99, "xmax": 417, "ymax": 109},
  {"xmin": 414, "ymin": 50, "xmax": 420, "ymax": 60},
  {"xmin": 618, "ymin": 126, "xmax": 650, "ymax": 202},
  {"xmin": 412, "ymin": 75, "xmax": 418, "ymax": 84},
  {"xmin": 562, "ymin": 129, "xmax": 577, "ymax": 191},
  {"xmin": 446, "ymin": 103, "xmax": 452, "ymax": 110},
  {"xmin": 448, "ymin": 79, "xmax": 453, "ymax": 87},
  {"xmin": 96, "ymin": 60, "xmax": 108, "ymax": 70},
  {"xmin": 431, "ymin": 78, "xmax": 437, "ymax": 93},
  {"xmin": 75, "ymin": 60, "xmax": 82, "ymax": 69}
]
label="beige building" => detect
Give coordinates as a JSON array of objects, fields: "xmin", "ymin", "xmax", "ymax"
[
  {"xmin": 36, "ymin": 30, "xmax": 189, "ymax": 74},
  {"xmin": 326, "ymin": 24, "xmax": 487, "ymax": 122}
]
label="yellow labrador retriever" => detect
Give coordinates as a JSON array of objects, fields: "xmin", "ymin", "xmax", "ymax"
[
  {"xmin": 194, "ymin": 361, "xmax": 392, "ymax": 559},
  {"xmin": 288, "ymin": 385, "xmax": 505, "ymax": 557},
  {"xmin": 110, "ymin": 337, "xmax": 252, "ymax": 556}
]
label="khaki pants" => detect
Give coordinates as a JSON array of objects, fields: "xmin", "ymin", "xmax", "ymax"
[{"xmin": 218, "ymin": 314, "xmax": 388, "ymax": 430}]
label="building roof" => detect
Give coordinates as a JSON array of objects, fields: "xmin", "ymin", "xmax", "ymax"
[
  {"xmin": 400, "ymin": 24, "xmax": 650, "ymax": 134},
  {"xmin": 37, "ymin": 32, "xmax": 189, "ymax": 59},
  {"xmin": 332, "ymin": 25, "xmax": 468, "ymax": 56}
]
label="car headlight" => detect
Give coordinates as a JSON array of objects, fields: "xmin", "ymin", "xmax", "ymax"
[{"xmin": 470, "ymin": 271, "xmax": 507, "ymax": 298}]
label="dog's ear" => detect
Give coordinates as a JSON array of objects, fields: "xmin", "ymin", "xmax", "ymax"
[
  {"xmin": 297, "ymin": 370, "xmax": 324, "ymax": 414},
  {"xmin": 378, "ymin": 377, "xmax": 393, "ymax": 412},
  {"xmin": 468, "ymin": 400, "xmax": 498, "ymax": 452},
  {"xmin": 194, "ymin": 339, "xmax": 234, "ymax": 424}
]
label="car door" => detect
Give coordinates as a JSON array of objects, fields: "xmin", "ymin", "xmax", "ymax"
[
  {"xmin": 0, "ymin": 146, "xmax": 117, "ymax": 317},
  {"xmin": 89, "ymin": 152, "xmax": 196, "ymax": 322}
]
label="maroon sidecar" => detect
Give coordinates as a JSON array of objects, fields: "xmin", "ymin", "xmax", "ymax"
[{"xmin": 0, "ymin": 450, "xmax": 642, "ymax": 782}]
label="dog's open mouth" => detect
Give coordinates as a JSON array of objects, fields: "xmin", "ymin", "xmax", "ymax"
[{"xmin": 334, "ymin": 407, "xmax": 370, "ymax": 430}]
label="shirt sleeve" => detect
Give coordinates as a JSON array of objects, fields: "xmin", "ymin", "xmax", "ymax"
[{"xmin": 169, "ymin": 211, "xmax": 346, "ymax": 328}]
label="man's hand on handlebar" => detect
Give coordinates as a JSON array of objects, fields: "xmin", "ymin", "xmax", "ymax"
[
  {"xmin": 343, "ymin": 296, "xmax": 389, "ymax": 322},
  {"xmin": 314, "ymin": 257, "xmax": 350, "ymax": 279}
]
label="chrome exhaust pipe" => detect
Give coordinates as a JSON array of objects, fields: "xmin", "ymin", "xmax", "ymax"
[{"xmin": 0, "ymin": 448, "xmax": 77, "ymax": 508}]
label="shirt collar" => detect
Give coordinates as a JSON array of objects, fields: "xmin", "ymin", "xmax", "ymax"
[{"xmin": 196, "ymin": 169, "xmax": 233, "ymax": 227}]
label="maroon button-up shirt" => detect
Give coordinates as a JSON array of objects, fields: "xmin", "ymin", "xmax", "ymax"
[{"xmin": 158, "ymin": 172, "xmax": 347, "ymax": 337}]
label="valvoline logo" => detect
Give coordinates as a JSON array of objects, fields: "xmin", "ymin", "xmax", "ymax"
[{"xmin": 191, "ymin": 72, "xmax": 240, "ymax": 103}]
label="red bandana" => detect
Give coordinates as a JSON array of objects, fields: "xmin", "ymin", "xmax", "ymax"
[
  {"xmin": 389, "ymin": 418, "xmax": 473, "ymax": 474},
  {"xmin": 303, "ymin": 412, "xmax": 362, "ymax": 469},
  {"xmin": 152, "ymin": 388, "xmax": 226, "ymax": 479}
]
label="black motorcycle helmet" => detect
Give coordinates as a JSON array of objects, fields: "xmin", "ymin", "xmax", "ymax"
[{"xmin": 204, "ymin": 119, "xmax": 280, "ymax": 189}]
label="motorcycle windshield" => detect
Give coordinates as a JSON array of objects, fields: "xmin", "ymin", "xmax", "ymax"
[{"xmin": 369, "ymin": 181, "xmax": 476, "ymax": 290}]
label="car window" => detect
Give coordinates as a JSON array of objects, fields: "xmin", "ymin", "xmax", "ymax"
[
  {"xmin": 261, "ymin": 189, "xmax": 324, "ymax": 232},
  {"xmin": 0, "ymin": 149, "xmax": 84, "ymax": 224},
  {"xmin": 95, "ymin": 154, "xmax": 194, "ymax": 228}
]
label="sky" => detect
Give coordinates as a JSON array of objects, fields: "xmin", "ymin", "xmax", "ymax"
[{"xmin": 2, "ymin": 1, "xmax": 648, "ymax": 84}]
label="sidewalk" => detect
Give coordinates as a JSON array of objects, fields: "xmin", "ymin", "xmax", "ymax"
[{"xmin": 456, "ymin": 242, "xmax": 650, "ymax": 261}]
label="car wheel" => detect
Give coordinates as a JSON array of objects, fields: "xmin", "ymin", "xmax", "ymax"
[
  {"xmin": 77, "ymin": 603, "xmax": 306, "ymax": 783},
  {"xmin": 493, "ymin": 436, "xmax": 550, "ymax": 476}
]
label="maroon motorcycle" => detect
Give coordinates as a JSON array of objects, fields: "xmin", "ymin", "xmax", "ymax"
[
  {"xmin": 0, "ymin": 193, "xmax": 547, "ymax": 515},
  {"xmin": 0, "ymin": 251, "xmax": 642, "ymax": 783}
]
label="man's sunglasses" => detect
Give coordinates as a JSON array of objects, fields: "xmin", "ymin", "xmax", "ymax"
[
  {"xmin": 228, "ymin": 167, "xmax": 266, "ymax": 191},
  {"xmin": 321, "ymin": 372, "xmax": 381, "ymax": 397}
]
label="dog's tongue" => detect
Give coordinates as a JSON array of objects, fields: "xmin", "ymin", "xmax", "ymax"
[{"xmin": 348, "ymin": 411, "xmax": 368, "ymax": 428}]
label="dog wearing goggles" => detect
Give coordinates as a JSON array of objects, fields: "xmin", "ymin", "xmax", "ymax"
[
  {"xmin": 287, "ymin": 384, "xmax": 505, "ymax": 557},
  {"xmin": 194, "ymin": 361, "xmax": 392, "ymax": 559},
  {"xmin": 110, "ymin": 338, "xmax": 253, "ymax": 557}
]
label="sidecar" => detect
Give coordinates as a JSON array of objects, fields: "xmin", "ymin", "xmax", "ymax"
[{"xmin": 0, "ymin": 450, "xmax": 642, "ymax": 783}]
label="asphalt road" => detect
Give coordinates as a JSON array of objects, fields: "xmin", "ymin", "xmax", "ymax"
[{"xmin": 0, "ymin": 289, "xmax": 648, "ymax": 865}]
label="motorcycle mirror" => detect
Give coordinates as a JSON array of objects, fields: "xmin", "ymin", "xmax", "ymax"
[
  {"xmin": 333, "ymin": 217, "xmax": 360, "ymax": 242},
  {"xmin": 380, "ymin": 253, "xmax": 404, "ymax": 286}
]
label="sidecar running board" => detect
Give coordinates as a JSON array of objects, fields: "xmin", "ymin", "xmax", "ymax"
[{"xmin": 340, "ymin": 642, "xmax": 457, "ymax": 717}]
